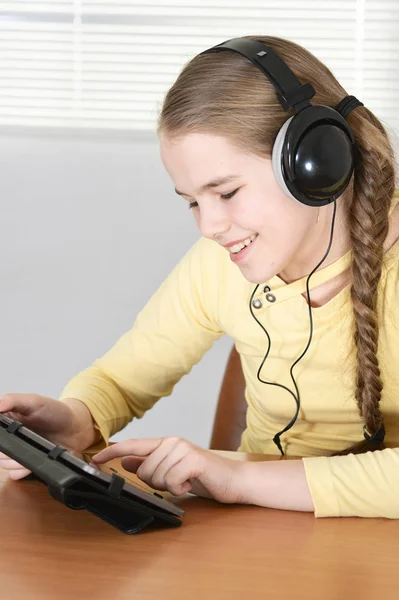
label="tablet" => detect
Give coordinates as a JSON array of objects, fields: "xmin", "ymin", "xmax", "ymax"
[{"xmin": 0, "ymin": 414, "xmax": 184, "ymax": 534}]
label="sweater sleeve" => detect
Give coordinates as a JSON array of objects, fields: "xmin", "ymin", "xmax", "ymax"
[
  {"xmin": 59, "ymin": 237, "xmax": 224, "ymax": 443},
  {"xmin": 302, "ymin": 448, "xmax": 399, "ymax": 518}
]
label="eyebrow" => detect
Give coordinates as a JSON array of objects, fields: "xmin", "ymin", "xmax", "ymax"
[{"xmin": 174, "ymin": 174, "xmax": 239, "ymax": 197}]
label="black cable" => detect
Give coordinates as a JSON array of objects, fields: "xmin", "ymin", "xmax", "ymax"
[{"xmin": 249, "ymin": 198, "xmax": 338, "ymax": 455}]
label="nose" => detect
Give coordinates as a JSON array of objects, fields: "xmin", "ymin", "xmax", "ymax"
[{"xmin": 196, "ymin": 202, "xmax": 230, "ymax": 240}]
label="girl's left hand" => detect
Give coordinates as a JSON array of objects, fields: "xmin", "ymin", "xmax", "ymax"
[{"xmin": 92, "ymin": 437, "xmax": 248, "ymax": 503}]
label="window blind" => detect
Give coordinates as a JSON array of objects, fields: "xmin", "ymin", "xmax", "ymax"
[{"xmin": 0, "ymin": 0, "xmax": 398, "ymax": 143}]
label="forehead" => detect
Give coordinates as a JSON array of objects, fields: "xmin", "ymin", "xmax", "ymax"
[{"xmin": 159, "ymin": 132, "xmax": 252, "ymax": 186}]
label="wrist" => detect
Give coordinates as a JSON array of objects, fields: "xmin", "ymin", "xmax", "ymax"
[
  {"xmin": 60, "ymin": 398, "xmax": 100, "ymax": 451},
  {"xmin": 238, "ymin": 459, "xmax": 315, "ymax": 512},
  {"xmin": 236, "ymin": 460, "xmax": 261, "ymax": 505}
]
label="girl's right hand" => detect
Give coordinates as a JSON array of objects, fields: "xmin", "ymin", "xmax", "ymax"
[{"xmin": 0, "ymin": 393, "xmax": 96, "ymax": 480}]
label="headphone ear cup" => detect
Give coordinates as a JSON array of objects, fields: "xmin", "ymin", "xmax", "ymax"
[
  {"xmin": 271, "ymin": 116, "xmax": 298, "ymax": 202},
  {"xmin": 292, "ymin": 124, "xmax": 354, "ymax": 200},
  {"xmin": 272, "ymin": 113, "xmax": 355, "ymax": 206}
]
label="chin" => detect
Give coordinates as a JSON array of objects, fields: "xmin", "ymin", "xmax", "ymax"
[{"xmin": 239, "ymin": 265, "xmax": 274, "ymax": 285}]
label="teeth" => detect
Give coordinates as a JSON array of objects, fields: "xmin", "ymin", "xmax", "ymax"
[{"xmin": 229, "ymin": 234, "xmax": 257, "ymax": 254}]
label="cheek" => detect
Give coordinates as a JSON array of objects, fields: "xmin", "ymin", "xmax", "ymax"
[
  {"xmin": 256, "ymin": 198, "xmax": 306, "ymax": 236},
  {"xmin": 232, "ymin": 196, "xmax": 268, "ymax": 227}
]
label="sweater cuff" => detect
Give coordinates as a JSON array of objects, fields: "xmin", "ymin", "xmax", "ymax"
[{"xmin": 302, "ymin": 456, "xmax": 341, "ymax": 517}]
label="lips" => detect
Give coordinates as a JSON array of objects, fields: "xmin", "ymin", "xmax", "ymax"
[
  {"xmin": 223, "ymin": 234, "xmax": 258, "ymax": 252},
  {"xmin": 228, "ymin": 234, "xmax": 258, "ymax": 264}
]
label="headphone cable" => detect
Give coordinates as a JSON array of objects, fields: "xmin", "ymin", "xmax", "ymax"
[{"xmin": 249, "ymin": 198, "xmax": 338, "ymax": 455}]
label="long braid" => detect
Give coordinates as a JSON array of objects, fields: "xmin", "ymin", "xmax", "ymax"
[{"xmin": 335, "ymin": 109, "xmax": 396, "ymax": 455}]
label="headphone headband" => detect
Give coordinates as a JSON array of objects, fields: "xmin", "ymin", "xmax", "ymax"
[{"xmin": 202, "ymin": 38, "xmax": 316, "ymax": 112}]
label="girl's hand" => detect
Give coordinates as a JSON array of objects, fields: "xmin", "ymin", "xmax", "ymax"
[
  {"xmin": 92, "ymin": 437, "xmax": 248, "ymax": 503},
  {"xmin": 0, "ymin": 393, "xmax": 97, "ymax": 480}
]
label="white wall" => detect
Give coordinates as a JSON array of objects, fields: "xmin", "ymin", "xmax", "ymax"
[{"xmin": 0, "ymin": 130, "xmax": 233, "ymax": 447}]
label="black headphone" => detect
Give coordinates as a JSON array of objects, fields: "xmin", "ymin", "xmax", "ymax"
[{"xmin": 201, "ymin": 37, "xmax": 362, "ymax": 208}]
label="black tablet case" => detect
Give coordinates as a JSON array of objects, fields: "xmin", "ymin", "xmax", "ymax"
[{"xmin": 0, "ymin": 415, "xmax": 184, "ymax": 534}]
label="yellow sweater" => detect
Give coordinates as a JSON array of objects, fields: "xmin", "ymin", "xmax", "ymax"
[{"xmin": 59, "ymin": 216, "xmax": 399, "ymax": 519}]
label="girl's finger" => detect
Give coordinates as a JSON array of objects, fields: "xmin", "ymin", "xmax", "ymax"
[
  {"xmin": 0, "ymin": 393, "xmax": 38, "ymax": 416},
  {"xmin": 139, "ymin": 439, "xmax": 190, "ymax": 490},
  {"xmin": 0, "ymin": 452, "xmax": 13, "ymax": 460},
  {"xmin": 163, "ymin": 453, "xmax": 204, "ymax": 496},
  {"xmin": 8, "ymin": 468, "xmax": 31, "ymax": 481},
  {"xmin": 0, "ymin": 457, "xmax": 27, "ymax": 470},
  {"xmin": 92, "ymin": 437, "xmax": 165, "ymax": 464}
]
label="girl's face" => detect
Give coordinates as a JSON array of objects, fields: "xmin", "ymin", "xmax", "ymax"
[{"xmin": 160, "ymin": 132, "xmax": 324, "ymax": 284}]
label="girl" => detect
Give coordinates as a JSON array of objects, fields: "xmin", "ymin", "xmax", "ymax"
[{"xmin": 1, "ymin": 35, "xmax": 398, "ymax": 518}]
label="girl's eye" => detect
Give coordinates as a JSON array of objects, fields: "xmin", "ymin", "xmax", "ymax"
[
  {"xmin": 221, "ymin": 188, "xmax": 239, "ymax": 200},
  {"xmin": 188, "ymin": 188, "xmax": 239, "ymax": 210}
]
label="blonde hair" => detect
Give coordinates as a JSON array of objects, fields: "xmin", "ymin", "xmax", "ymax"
[{"xmin": 158, "ymin": 35, "xmax": 397, "ymax": 455}]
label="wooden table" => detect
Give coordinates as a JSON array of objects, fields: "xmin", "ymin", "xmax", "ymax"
[{"xmin": 1, "ymin": 451, "xmax": 399, "ymax": 600}]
